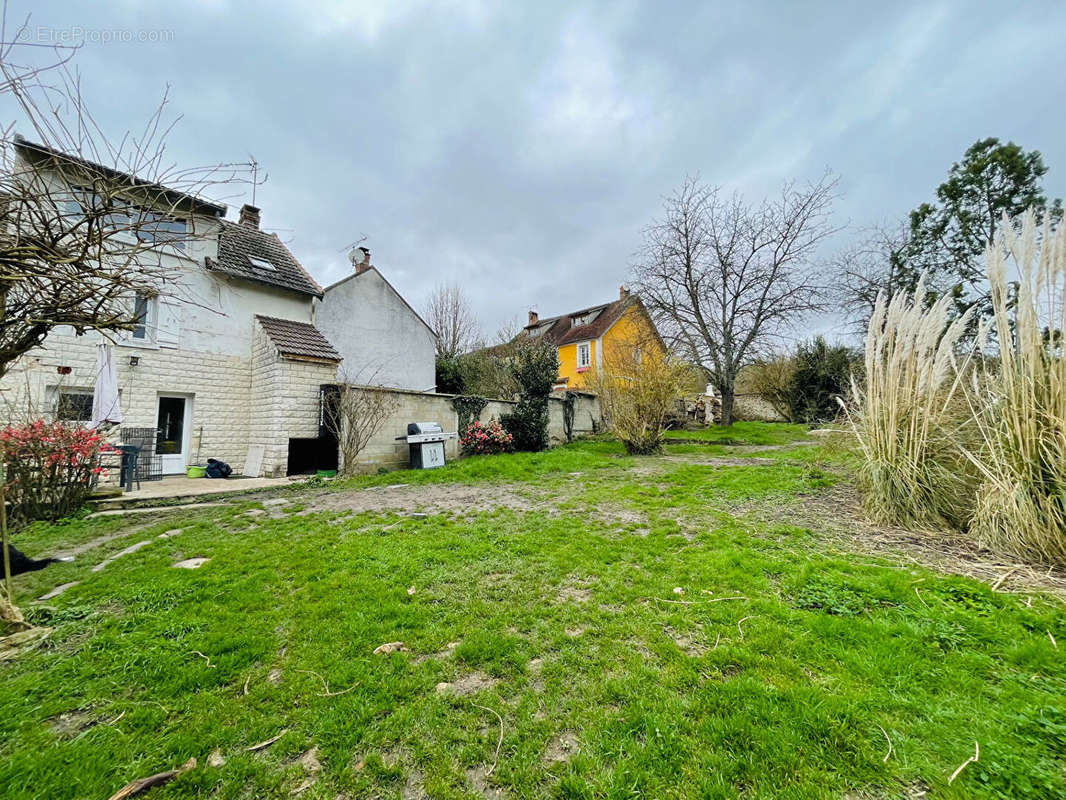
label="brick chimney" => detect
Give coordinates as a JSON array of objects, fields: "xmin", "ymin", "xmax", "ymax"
[
  {"xmin": 620, "ymin": 285, "xmax": 629, "ymax": 299},
  {"xmin": 239, "ymin": 204, "xmax": 261, "ymax": 228},
  {"xmin": 528, "ymin": 309, "xmax": 539, "ymax": 326},
  {"xmin": 350, "ymin": 246, "xmax": 372, "ymax": 274}
]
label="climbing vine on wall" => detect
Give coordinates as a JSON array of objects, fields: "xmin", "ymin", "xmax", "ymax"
[
  {"xmin": 452, "ymin": 395, "xmax": 488, "ymax": 433},
  {"xmin": 562, "ymin": 391, "xmax": 578, "ymax": 443}
]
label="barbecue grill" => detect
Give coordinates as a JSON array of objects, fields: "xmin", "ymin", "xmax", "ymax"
[{"xmin": 401, "ymin": 422, "xmax": 457, "ymax": 469}]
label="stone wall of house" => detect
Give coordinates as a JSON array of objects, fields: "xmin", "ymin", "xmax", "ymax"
[
  {"xmin": 0, "ymin": 333, "xmax": 254, "ymax": 471},
  {"xmin": 248, "ymin": 324, "xmax": 339, "ymax": 477},
  {"xmin": 0, "ymin": 321, "xmax": 339, "ymax": 478},
  {"xmin": 340, "ymin": 388, "xmax": 601, "ymax": 471}
]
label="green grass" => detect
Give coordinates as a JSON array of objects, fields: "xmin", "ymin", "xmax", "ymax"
[
  {"xmin": 662, "ymin": 421, "xmax": 813, "ymax": 446},
  {"xmin": 1, "ymin": 423, "xmax": 1064, "ymax": 799}
]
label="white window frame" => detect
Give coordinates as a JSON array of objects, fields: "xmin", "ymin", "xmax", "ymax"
[
  {"xmin": 53, "ymin": 387, "xmax": 95, "ymax": 423},
  {"xmin": 119, "ymin": 291, "xmax": 159, "ymax": 347},
  {"xmin": 576, "ymin": 341, "xmax": 591, "ymax": 369},
  {"xmin": 65, "ymin": 185, "xmax": 188, "ymax": 251}
]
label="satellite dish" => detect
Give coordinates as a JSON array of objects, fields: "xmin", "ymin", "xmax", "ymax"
[{"xmin": 348, "ymin": 246, "xmax": 367, "ymax": 267}]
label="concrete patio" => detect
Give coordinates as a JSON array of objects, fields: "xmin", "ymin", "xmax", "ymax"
[{"xmin": 117, "ymin": 474, "xmax": 304, "ymax": 503}]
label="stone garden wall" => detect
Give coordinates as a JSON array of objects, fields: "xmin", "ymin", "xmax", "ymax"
[{"xmin": 347, "ymin": 388, "xmax": 600, "ymax": 471}]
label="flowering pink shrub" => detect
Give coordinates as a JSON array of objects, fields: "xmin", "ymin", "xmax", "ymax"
[
  {"xmin": 460, "ymin": 419, "xmax": 514, "ymax": 456},
  {"xmin": 0, "ymin": 420, "xmax": 115, "ymax": 524}
]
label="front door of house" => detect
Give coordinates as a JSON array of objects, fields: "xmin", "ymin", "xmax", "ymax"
[{"xmin": 156, "ymin": 395, "xmax": 192, "ymax": 474}]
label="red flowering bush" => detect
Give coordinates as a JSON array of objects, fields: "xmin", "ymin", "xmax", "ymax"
[
  {"xmin": 460, "ymin": 419, "xmax": 514, "ymax": 456},
  {"xmin": 0, "ymin": 420, "xmax": 115, "ymax": 525}
]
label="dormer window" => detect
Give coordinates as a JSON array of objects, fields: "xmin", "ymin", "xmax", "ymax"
[
  {"xmin": 571, "ymin": 310, "xmax": 599, "ymax": 327},
  {"xmin": 247, "ymin": 256, "xmax": 276, "ymax": 271},
  {"xmin": 64, "ymin": 186, "xmax": 187, "ymax": 250}
]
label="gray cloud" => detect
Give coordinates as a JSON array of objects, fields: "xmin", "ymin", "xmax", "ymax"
[{"xmin": 4, "ymin": 0, "xmax": 1065, "ymax": 341}]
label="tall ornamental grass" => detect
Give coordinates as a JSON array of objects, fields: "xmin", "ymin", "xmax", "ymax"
[
  {"xmin": 964, "ymin": 213, "xmax": 1066, "ymax": 564},
  {"xmin": 846, "ymin": 211, "xmax": 1066, "ymax": 566},
  {"xmin": 843, "ymin": 279, "xmax": 977, "ymax": 529}
]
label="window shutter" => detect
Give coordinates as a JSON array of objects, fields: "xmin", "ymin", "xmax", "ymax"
[{"xmin": 157, "ymin": 296, "xmax": 182, "ymax": 348}]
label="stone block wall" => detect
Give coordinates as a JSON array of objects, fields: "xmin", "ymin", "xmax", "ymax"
[
  {"xmin": 249, "ymin": 324, "xmax": 339, "ymax": 477},
  {"xmin": 733, "ymin": 393, "xmax": 788, "ymax": 423},
  {"xmin": 0, "ymin": 323, "xmax": 339, "ymax": 478},
  {"xmin": 341, "ymin": 387, "xmax": 601, "ymax": 471},
  {"xmin": 0, "ymin": 334, "xmax": 253, "ymax": 470}
]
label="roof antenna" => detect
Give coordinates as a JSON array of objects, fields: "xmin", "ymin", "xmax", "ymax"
[{"xmin": 249, "ymin": 155, "xmax": 260, "ymax": 206}]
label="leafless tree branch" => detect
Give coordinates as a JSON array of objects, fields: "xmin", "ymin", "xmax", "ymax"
[
  {"xmin": 424, "ymin": 282, "xmax": 480, "ymax": 359},
  {"xmin": 631, "ymin": 173, "xmax": 839, "ymax": 424},
  {"xmin": 0, "ymin": 18, "xmax": 258, "ymax": 378}
]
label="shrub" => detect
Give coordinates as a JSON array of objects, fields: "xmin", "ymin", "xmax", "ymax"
[
  {"xmin": 0, "ymin": 420, "xmax": 112, "ymax": 525},
  {"xmin": 844, "ymin": 211, "xmax": 1066, "ymax": 566},
  {"xmin": 501, "ymin": 337, "xmax": 558, "ymax": 451},
  {"xmin": 435, "ymin": 355, "xmax": 465, "ymax": 394},
  {"xmin": 787, "ymin": 337, "xmax": 858, "ymax": 423},
  {"xmin": 587, "ymin": 341, "xmax": 697, "ymax": 455},
  {"xmin": 460, "ymin": 419, "xmax": 514, "ymax": 456},
  {"xmin": 457, "ymin": 347, "xmax": 519, "ymax": 400}
]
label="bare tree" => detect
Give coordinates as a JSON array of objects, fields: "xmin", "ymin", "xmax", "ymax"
[
  {"xmin": 830, "ymin": 222, "xmax": 914, "ymax": 336},
  {"xmin": 0, "ymin": 48, "xmax": 257, "ymax": 379},
  {"xmin": 632, "ymin": 174, "xmax": 838, "ymax": 425},
  {"xmin": 424, "ymin": 282, "xmax": 481, "ymax": 359},
  {"xmin": 322, "ymin": 378, "xmax": 400, "ymax": 476}
]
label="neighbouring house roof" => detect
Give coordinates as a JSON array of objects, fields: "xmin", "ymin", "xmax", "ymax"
[
  {"xmin": 207, "ymin": 220, "xmax": 324, "ymax": 298},
  {"xmin": 255, "ymin": 315, "xmax": 341, "ymax": 362},
  {"xmin": 12, "ymin": 135, "xmax": 228, "ymax": 217},
  {"xmin": 525, "ymin": 295, "xmax": 637, "ymax": 346}
]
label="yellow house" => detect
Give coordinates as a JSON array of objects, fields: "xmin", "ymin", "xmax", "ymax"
[{"xmin": 523, "ymin": 287, "xmax": 666, "ymax": 389}]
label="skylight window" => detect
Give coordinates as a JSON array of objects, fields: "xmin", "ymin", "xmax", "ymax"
[{"xmin": 247, "ymin": 256, "xmax": 276, "ymax": 271}]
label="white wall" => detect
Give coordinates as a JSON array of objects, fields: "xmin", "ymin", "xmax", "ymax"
[
  {"xmin": 0, "ymin": 214, "xmax": 320, "ymax": 473},
  {"xmin": 315, "ymin": 268, "xmax": 436, "ymax": 391}
]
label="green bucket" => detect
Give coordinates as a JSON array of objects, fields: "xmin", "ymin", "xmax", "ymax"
[
  {"xmin": 186, "ymin": 465, "xmax": 206, "ymax": 478},
  {"xmin": 316, "ymin": 469, "xmax": 337, "ymax": 478}
]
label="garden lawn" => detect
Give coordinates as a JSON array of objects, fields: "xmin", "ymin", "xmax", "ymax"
[{"xmin": 1, "ymin": 424, "xmax": 1064, "ymax": 799}]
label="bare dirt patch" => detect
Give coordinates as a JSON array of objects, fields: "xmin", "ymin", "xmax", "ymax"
[
  {"xmin": 467, "ymin": 766, "xmax": 508, "ymax": 799},
  {"xmin": 402, "ymin": 768, "xmax": 426, "ymax": 800},
  {"xmin": 414, "ymin": 641, "xmax": 460, "ymax": 664},
  {"xmin": 307, "ymin": 483, "xmax": 551, "ymax": 516},
  {"xmin": 556, "ymin": 586, "xmax": 591, "ymax": 603},
  {"xmin": 436, "ymin": 672, "xmax": 497, "ymax": 697},
  {"xmin": 542, "ymin": 732, "xmax": 581, "ymax": 764},
  {"xmin": 661, "ymin": 455, "xmax": 780, "ymax": 467},
  {"xmin": 756, "ymin": 484, "xmax": 1066, "ymax": 598},
  {"xmin": 48, "ymin": 708, "xmax": 99, "ymax": 738}
]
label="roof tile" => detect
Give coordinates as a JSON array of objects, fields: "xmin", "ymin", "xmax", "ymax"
[
  {"xmin": 256, "ymin": 315, "xmax": 341, "ymax": 362},
  {"xmin": 207, "ymin": 220, "xmax": 323, "ymax": 298}
]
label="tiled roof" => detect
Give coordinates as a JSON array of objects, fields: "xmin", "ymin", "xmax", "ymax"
[
  {"xmin": 525, "ymin": 296, "xmax": 635, "ymax": 346},
  {"xmin": 207, "ymin": 220, "xmax": 323, "ymax": 298},
  {"xmin": 13, "ymin": 135, "xmax": 227, "ymax": 217},
  {"xmin": 255, "ymin": 315, "xmax": 341, "ymax": 362}
]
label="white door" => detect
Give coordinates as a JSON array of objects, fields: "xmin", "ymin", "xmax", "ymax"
[{"xmin": 156, "ymin": 394, "xmax": 193, "ymax": 474}]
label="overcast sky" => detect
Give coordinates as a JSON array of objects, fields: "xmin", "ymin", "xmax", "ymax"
[{"xmin": 4, "ymin": 0, "xmax": 1065, "ymax": 341}]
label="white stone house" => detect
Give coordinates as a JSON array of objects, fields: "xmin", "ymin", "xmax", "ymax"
[{"xmin": 0, "ymin": 138, "xmax": 432, "ymax": 478}]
